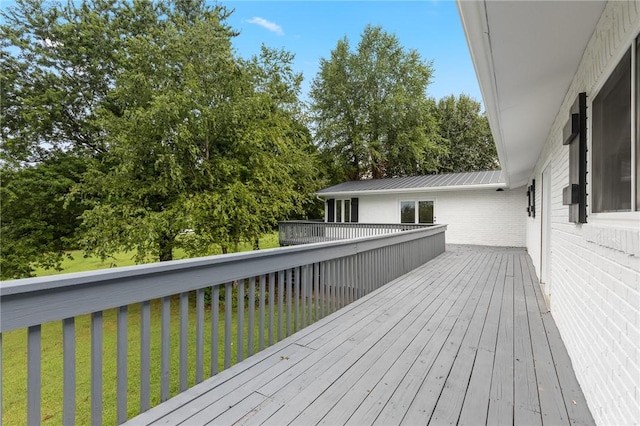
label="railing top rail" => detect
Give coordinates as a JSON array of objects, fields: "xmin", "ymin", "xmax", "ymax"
[
  {"xmin": 1, "ymin": 225, "xmax": 446, "ymax": 332},
  {"xmin": 278, "ymin": 221, "xmax": 434, "ymax": 226}
]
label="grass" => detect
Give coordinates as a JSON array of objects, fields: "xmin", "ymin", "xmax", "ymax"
[
  {"xmin": 2, "ymin": 233, "xmax": 285, "ymax": 425},
  {"xmin": 32, "ymin": 232, "xmax": 280, "ymax": 276},
  {"xmin": 2, "ymin": 294, "xmax": 293, "ymax": 425}
]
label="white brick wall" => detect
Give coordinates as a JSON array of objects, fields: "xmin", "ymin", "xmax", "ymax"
[
  {"xmin": 526, "ymin": 2, "xmax": 640, "ymax": 424},
  {"xmin": 355, "ymin": 187, "xmax": 526, "ymax": 247},
  {"xmin": 431, "ymin": 188, "xmax": 526, "ymax": 246}
]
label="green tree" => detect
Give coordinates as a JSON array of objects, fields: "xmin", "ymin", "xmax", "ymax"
[
  {"xmin": 2, "ymin": 0, "xmax": 322, "ymax": 267},
  {"xmin": 0, "ymin": 0, "xmax": 162, "ymax": 163},
  {"xmin": 433, "ymin": 94, "xmax": 499, "ymax": 173},
  {"xmin": 78, "ymin": 4, "xmax": 321, "ymax": 261},
  {"xmin": 310, "ymin": 25, "xmax": 444, "ymax": 183},
  {"xmin": 0, "ymin": 153, "xmax": 88, "ymax": 279}
]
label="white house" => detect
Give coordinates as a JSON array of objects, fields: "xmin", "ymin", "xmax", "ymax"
[
  {"xmin": 458, "ymin": 1, "xmax": 640, "ymax": 424},
  {"xmin": 317, "ymin": 170, "xmax": 527, "ymax": 247}
]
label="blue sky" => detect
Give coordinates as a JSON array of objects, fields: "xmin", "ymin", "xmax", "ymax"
[
  {"xmin": 218, "ymin": 1, "xmax": 482, "ymax": 103},
  {"xmin": 0, "ymin": 0, "xmax": 482, "ymax": 103}
]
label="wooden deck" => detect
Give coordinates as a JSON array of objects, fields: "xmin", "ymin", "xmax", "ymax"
[{"xmin": 127, "ymin": 245, "xmax": 594, "ymax": 426}]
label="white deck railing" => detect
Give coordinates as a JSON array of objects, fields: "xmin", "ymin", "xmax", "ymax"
[
  {"xmin": 278, "ymin": 221, "xmax": 433, "ymax": 246},
  {"xmin": 0, "ymin": 225, "xmax": 445, "ymax": 425}
]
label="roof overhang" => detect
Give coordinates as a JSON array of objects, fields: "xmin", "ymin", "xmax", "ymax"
[
  {"xmin": 317, "ymin": 182, "xmax": 508, "ymax": 198},
  {"xmin": 457, "ymin": 1, "xmax": 605, "ymax": 188}
]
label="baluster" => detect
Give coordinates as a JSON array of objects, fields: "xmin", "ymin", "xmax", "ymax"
[
  {"xmin": 294, "ymin": 267, "xmax": 300, "ymax": 332},
  {"xmin": 349, "ymin": 256, "xmax": 358, "ymax": 303},
  {"xmin": 268, "ymin": 273, "xmax": 275, "ymax": 346},
  {"xmin": 161, "ymin": 296, "xmax": 171, "ymax": 400},
  {"xmin": 277, "ymin": 270, "xmax": 284, "ymax": 341},
  {"xmin": 319, "ymin": 262, "xmax": 325, "ymax": 318},
  {"xmin": 116, "ymin": 308, "xmax": 127, "ymax": 422},
  {"xmin": 196, "ymin": 288, "xmax": 205, "ymax": 382},
  {"xmin": 224, "ymin": 283, "xmax": 232, "ymax": 369},
  {"xmin": 237, "ymin": 281, "xmax": 244, "ymax": 363},
  {"xmin": 286, "ymin": 269, "xmax": 292, "ymax": 337},
  {"xmin": 180, "ymin": 292, "xmax": 189, "ymax": 390},
  {"xmin": 259, "ymin": 275, "xmax": 266, "ymax": 351},
  {"xmin": 341, "ymin": 258, "xmax": 347, "ymax": 308},
  {"xmin": 307, "ymin": 264, "xmax": 313, "ymax": 325},
  {"xmin": 91, "ymin": 312, "xmax": 102, "ymax": 426},
  {"xmin": 248, "ymin": 278, "xmax": 255, "ymax": 357},
  {"xmin": 211, "ymin": 286, "xmax": 219, "ymax": 375},
  {"xmin": 332, "ymin": 259, "xmax": 337, "ymax": 313},
  {"xmin": 314, "ymin": 264, "xmax": 320, "ymax": 321},
  {"xmin": 63, "ymin": 317, "xmax": 76, "ymax": 425},
  {"xmin": 301, "ymin": 265, "xmax": 307, "ymax": 327},
  {"xmin": 27, "ymin": 325, "xmax": 41, "ymax": 426},
  {"xmin": 140, "ymin": 301, "xmax": 151, "ymax": 412}
]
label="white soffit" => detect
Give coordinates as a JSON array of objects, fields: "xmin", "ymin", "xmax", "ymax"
[{"xmin": 457, "ymin": 0, "xmax": 605, "ymax": 188}]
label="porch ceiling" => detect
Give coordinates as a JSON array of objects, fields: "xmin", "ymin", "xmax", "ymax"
[{"xmin": 457, "ymin": 1, "xmax": 605, "ymax": 188}]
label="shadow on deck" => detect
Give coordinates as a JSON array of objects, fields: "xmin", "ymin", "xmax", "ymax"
[{"xmin": 127, "ymin": 245, "xmax": 594, "ymax": 425}]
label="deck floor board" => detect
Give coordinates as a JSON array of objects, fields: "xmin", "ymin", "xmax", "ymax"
[{"xmin": 126, "ymin": 245, "xmax": 595, "ymax": 426}]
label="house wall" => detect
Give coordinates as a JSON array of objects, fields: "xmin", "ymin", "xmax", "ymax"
[
  {"xmin": 353, "ymin": 187, "xmax": 526, "ymax": 247},
  {"xmin": 526, "ymin": 2, "xmax": 640, "ymax": 424}
]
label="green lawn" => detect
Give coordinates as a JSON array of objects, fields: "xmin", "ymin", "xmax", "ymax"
[
  {"xmin": 3, "ymin": 233, "xmax": 284, "ymax": 425},
  {"xmin": 33, "ymin": 232, "xmax": 280, "ymax": 277},
  {"xmin": 2, "ymin": 295, "xmax": 289, "ymax": 425}
]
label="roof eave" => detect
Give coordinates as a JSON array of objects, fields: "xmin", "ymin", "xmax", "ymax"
[
  {"xmin": 316, "ymin": 182, "xmax": 509, "ymax": 198},
  {"xmin": 456, "ymin": 0, "xmax": 511, "ymax": 188}
]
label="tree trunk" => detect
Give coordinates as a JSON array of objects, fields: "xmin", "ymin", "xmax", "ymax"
[
  {"xmin": 253, "ymin": 238, "xmax": 260, "ymax": 250},
  {"xmin": 158, "ymin": 233, "xmax": 174, "ymax": 262}
]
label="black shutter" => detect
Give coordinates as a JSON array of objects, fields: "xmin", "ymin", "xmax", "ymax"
[
  {"xmin": 562, "ymin": 92, "xmax": 587, "ymax": 223},
  {"xmin": 327, "ymin": 199, "xmax": 335, "ymax": 222},
  {"xmin": 350, "ymin": 198, "xmax": 359, "ymax": 223}
]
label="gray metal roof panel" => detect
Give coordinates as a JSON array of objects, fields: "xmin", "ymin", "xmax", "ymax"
[{"xmin": 317, "ymin": 170, "xmax": 505, "ymax": 194}]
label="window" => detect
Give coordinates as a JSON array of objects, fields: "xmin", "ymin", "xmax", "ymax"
[
  {"xmin": 592, "ymin": 36, "xmax": 639, "ymax": 213},
  {"xmin": 327, "ymin": 198, "xmax": 359, "ymax": 223},
  {"xmin": 400, "ymin": 200, "xmax": 434, "ymax": 224},
  {"xmin": 400, "ymin": 201, "xmax": 415, "ymax": 224},
  {"xmin": 344, "ymin": 201, "xmax": 351, "ymax": 223},
  {"xmin": 418, "ymin": 201, "xmax": 434, "ymax": 223}
]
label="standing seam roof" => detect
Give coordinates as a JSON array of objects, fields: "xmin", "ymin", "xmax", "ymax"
[{"xmin": 316, "ymin": 170, "xmax": 505, "ymax": 194}]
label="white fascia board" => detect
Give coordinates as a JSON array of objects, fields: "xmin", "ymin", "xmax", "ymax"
[
  {"xmin": 317, "ymin": 182, "xmax": 508, "ymax": 198},
  {"xmin": 456, "ymin": 0, "xmax": 511, "ymax": 187}
]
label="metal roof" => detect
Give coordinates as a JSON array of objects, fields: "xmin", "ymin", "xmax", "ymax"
[{"xmin": 317, "ymin": 170, "xmax": 505, "ymax": 195}]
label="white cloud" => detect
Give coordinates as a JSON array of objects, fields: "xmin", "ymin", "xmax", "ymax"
[{"xmin": 246, "ymin": 17, "xmax": 284, "ymax": 36}]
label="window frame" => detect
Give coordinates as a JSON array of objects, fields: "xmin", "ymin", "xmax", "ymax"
[
  {"xmin": 588, "ymin": 32, "xmax": 640, "ymax": 226},
  {"xmin": 330, "ymin": 198, "xmax": 357, "ymax": 223},
  {"xmin": 398, "ymin": 198, "xmax": 435, "ymax": 224}
]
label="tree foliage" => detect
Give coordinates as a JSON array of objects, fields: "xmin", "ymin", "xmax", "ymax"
[
  {"xmin": 0, "ymin": 153, "xmax": 88, "ymax": 279},
  {"xmin": 433, "ymin": 95, "xmax": 498, "ymax": 172},
  {"xmin": 0, "ymin": 0, "xmax": 154, "ymax": 163},
  {"xmin": 75, "ymin": 3, "xmax": 321, "ymax": 261},
  {"xmin": 1, "ymin": 0, "xmax": 322, "ymax": 273},
  {"xmin": 310, "ymin": 25, "xmax": 444, "ymax": 184}
]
